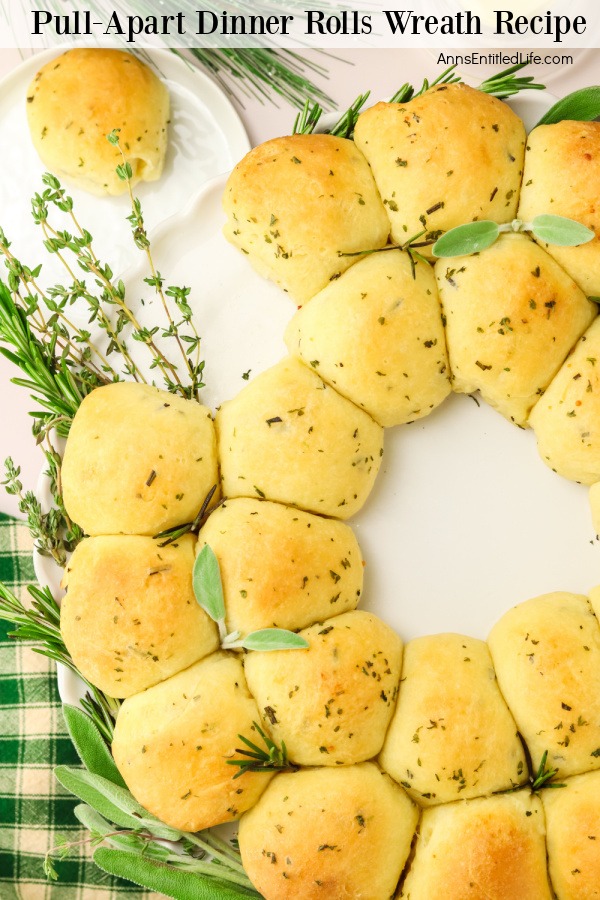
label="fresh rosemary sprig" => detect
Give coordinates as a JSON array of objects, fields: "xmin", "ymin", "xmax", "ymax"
[
  {"xmin": 531, "ymin": 750, "xmax": 566, "ymax": 791},
  {"xmin": 228, "ymin": 721, "xmax": 298, "ymax": 779},
  {"xmin": 293, "ymin": 62, "xmax": 546, "ymax": 140}
]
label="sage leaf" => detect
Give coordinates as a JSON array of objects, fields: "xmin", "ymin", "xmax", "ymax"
[
  {"xmin": 241, "ymin": 628, "xmax": 309, "ymax": 651},
  {"xmin": 54, "ymin": 766, "xmax": 181, "ymax": 841},
  {"xmin": 531, "ymin": 214, "xmax": 595, "ymax": 247},
  {"xmin": 94, "ymin": 849, "xmax": 258, "ymax": 899},
  {"xmin": 432, "ymin": 221, "xmax": 499, "ymax": 258},
  {"xmin": 62, "ymin": 704, "xmax": 126, "ymax": 787},
  {"xmin": 536, "ymin": 87, "xmax": 600, "ymax": 126},
  {"xmin": 73, "ymin": 803, "xmax": 172, "ymax": 859},
  {"xmin": 193, "ymin": 545, "xmax": 226, "ymax": 624}
]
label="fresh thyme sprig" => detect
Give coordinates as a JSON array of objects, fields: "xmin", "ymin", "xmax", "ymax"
[{"xmin": 228, "ymin": 721, "xmax": 299, "ymax": 779}]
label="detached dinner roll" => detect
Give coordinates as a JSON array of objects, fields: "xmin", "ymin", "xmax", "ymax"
[
  {"xmin": 62, "ymin": 382, "xmax": 218, "ymax": 536},
  {"xmin": 518, "ymin": 120, "xmax": 600, "ymax": 298},
  {"xmin": 111, "ymin": 652, "xmax": 273, "ymax": 832},
  {"xmin": 354, "ymin": 83, "xmax": 526, "ymax": 252},
  {"xmin": 239, "ymin": 764, "xmax": 418, "ymax": 900},
  {"xmin": 26, "ymin": 49, "xmax": 169, "ymax": 196},
  {"xmin": 284, "ymin": 249, "xmax": 450, "ymax": 427},
  {"xmin": 60, "ymin": 534, "xmax": 217, "ymax": 698},
  {"xmin": 216, "ymin": 357, "xmax": 383, "ymax": 519},
  {"xmin": 530, "ymin": 317, "xmax": 600, "ymax": 484},
  {"xmin": 488, "ymin": 591, "xmax": 600, "ymax": 778},
  {"xmin": 543, "ymin": 770, "xmax": 600, "ymax": 899},
  {"xmin": 435, "ymin": 233, "xmax": 596, "ymax": 425},
  {"xmin": 398, "ymin": 791, "xmax": 553, "ymax": 899},
  {"xmin": 222, "ymin": 133, "xmax": 389, "ymax": 305},
  {"xmin": 379, "ymin": 634, "xmax": 527, "ymax": 805},
  {"xmin": 244, "ymin": 610, "xmax": 403, "ymax": 766},
  {"xmin": 196, "ymin": 498, "xmax": 363, "ymax": 635}
]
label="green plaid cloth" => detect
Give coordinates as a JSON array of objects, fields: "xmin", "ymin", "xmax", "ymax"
[{"xmin": 0, "ymin": 513, "xmax": 158, "ymax": 899}]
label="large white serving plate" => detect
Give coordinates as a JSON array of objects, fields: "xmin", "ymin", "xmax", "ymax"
[{"xmin": 27, "ymin": 83, "xmax": 599, "ymax": 700}]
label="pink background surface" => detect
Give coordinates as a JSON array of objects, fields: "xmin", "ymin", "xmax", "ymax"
[{"xmin": 0, "ymin": 47, "xmax": 597, "ymax": 515}]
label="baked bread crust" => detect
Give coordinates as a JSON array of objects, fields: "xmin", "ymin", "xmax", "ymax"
[{"xmin": 26, "ymin": 49, "xmax": 169, "ymax": 197}]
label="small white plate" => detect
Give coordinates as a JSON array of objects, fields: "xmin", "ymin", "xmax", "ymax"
[{"xmin": 0, "ymin": 48, "xmax": 250, "ymax": 283}]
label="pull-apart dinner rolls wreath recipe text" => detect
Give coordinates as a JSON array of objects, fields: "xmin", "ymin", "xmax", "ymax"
[{"xmin": 4, "ymin": 54, "xmax": 600, "ymax": 899}]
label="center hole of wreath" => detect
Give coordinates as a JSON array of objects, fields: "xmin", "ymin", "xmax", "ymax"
[{"xmin": 352, "ymin": 391, "xmax": 599, "ymax": 641}]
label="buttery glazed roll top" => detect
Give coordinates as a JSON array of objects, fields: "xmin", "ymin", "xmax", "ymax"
[
  {"xmin": 284, "ymin": 249, "xmax": 450, "ymax": 427},
  {"xmin": 435, "ymin": 233, "xmax": 596, "ymax": 425},
  {"xmin": 222, "ymin": 133, "xmax": 390, "ymax": 305},
  {"xmin": 239, "ymin": 764, "xmax": 418, "ymax": 900},
  {"xmin": 354, "ymin": 83, "xmax": 526, "ymax": 251},
  {"xmin": 62, "ymin": 382, "xmax": 219, "ymax": 536},
  {"xmin": 243, "ymin": 610, "xmax": 403, "ymax": 766},
  {"xmin": 379, "ymin": 633, "xmax": 526, "ymax": 805},
  {"xmin": 543, "ymin": 770, "xmax": 600, "ymax": 900},
  {"xmin": 518, "ymin": 120, "xmax": 600, "ymax": 297},
  {"xmin": 111, "ymin": 652, "xmax": 273, "ymax": 832},
  {"xmin": 60, "ymin": 534, "xmax": 218, "ymax": 698},
  {"xmin": 26, "ymin": 49, "xmax": 169, "ymax": 196},
  {"xmin": 216, "ymin": 357, "xmax": 384, "ymax": 519},
  {"xmin": 530, "ymin": 316, "xmax": 600, "ymax": 484},
  {"xmin": 196, "ymin": 498, "xmax": 363, "ymax": 635},
  {"xmin": 398, "ymin": 791, "xmax": 553, "ymax": 899},
  {"xmin": 488, "ymin": 591, "xmax": 600, "ymax": 778}
]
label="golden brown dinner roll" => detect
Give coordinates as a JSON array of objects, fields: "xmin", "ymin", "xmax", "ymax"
[
  {"xmin": 530, "ymin": 317, "xmax": 600, "ymax": 484},
  {"xmin": 60, "ymin": 534, "xmax": 218, "ymax": 698},
  {"xmin": 354, "ymin": 83, "xmax": 526, "ymax": 252},
  {"xmin": 222, "ymin": 133, "xmax": 389, "ymax": 305},
  {"xmin": 284, "ymin": 249, "xmax": 450, "ymax": 427},
  {"xmin": 435, "ymin": 233, "xmax": 596, "ymax": 425},
  {"xmin": 111, "ymin": 652, "xmax": 273, "ymax": 832},
  {"xmin": 488, "ymin": 591, "xmax": 600, "ymax": 779},
  {"xmin": 543, "ymin": 770, "xmax": 600, "ymax": 899},
  {"xmin": 398, "ymin": 790, "xmax": 553, "ymax": 899},
  {"xmin": 243, "ymin": 610, "xmax": 402, "ymax": 766},
  {"xmin": 216, "ymin": 357, "xmax": 384, "ymax": 519},
  {"xmin": 518, "ymin": 120, "xmax": 600, "ymax": 298},
  {"xmin": 379, "ymin": 633, "xmax": 527, "ymax": 805},
  {"xmin": 239, "ymin": 763, "xmax": 418, "ymax": 900},
  {"xmin": 62, "ymin": 382, "xmax": 218, "ymax": 536},
  {"xmin": 196, "ymin": 498, "xmax": 363, "ymax": 635},
  {"xmin": 26, "ymin": 49, "xmax": 169, "ymax": 196}
]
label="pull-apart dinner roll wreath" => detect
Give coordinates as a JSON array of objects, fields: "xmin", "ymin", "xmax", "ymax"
[
  {"xmin": 434, "ymin": 233, "xmax": 596, "ymax": 426},
  {"xmin": 542, "ymin": 769, "xmax": 600, "ymax": 898},
  {"xmin": 379, "ymin": 633, "xmax": 527, "ymax": 805},
  {"xmin": 353, "ymin": 83, "xmax": 526, "ymax": 252},
  {"xmin": 26, "ymin": 49, "xmax": 170, "ymax": 197},
  {"xmin": 488, "ymin": 592, "xmax": 600, "ymax": 779},
  {"xmin": 284, "ymin": 249, "xmax": 451, "ymax": 426},
  {"xmin": 60, "ymin": 535, "xmax": 218, "ymax": 698},
  {"xmin": 238, "ymin": 764, "xmax": 419, "ymax": 900},
  {"xmin": 243, "ymin": 609, "xmax": 402, "ymax": 766},
  {"xmin": 222, "ymin": 133, "xmax": 390, "ymax": 305},
  {"xmin": 111, "ymin": 652, "xmax": 273, "ymax": 832},
  {"xmin": 196, "ymin": 498, "xmax": 363, "ymax": 635},
  {"xmin": 398, "ymin": 790, "xmax": 553, "ymax": 899},
  {"xmin": 518, "ymin": 120, "xmax": 600, "ymax": 298},
  {"xmin": 61, "ymin": 381, "xmax": 218, "ymax": 535},
  {"xmin": 216, "ymin": 356, "xmax": 383, "ymax": 518}
]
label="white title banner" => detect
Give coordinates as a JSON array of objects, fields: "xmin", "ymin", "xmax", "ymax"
[{"xmin": 1, "ymin": 1, "xmax": 599, "ymax": 49}]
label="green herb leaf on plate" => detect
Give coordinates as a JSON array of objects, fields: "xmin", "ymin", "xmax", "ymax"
[
  {"xmin": 237, "ymin": 628, "xmax": 309, "ymax": 652},
  {"xmin": 62, "ymin": 705, "xmax": 126, "ymax": 787},
  {"xmin": 530, "ymin": 214, "xmax": 595, "ymax": 247},
  {"xmin": 193, "ymin": 544, "xmax": 226, "ymax": 630},
  {"xmin": 432, "ymin": 221, "xmax": 500, "ymax": 258},
  {"xmin": 535, "ymin": 86, "xmax": 600, "ymax": 126}
]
